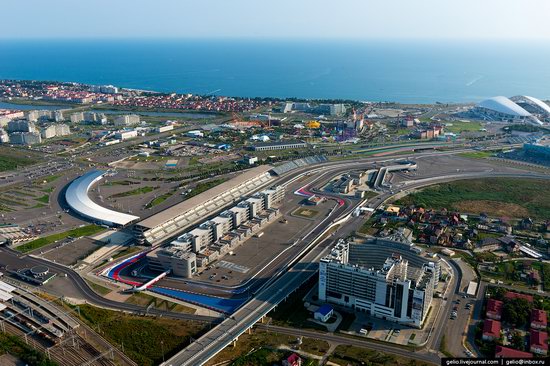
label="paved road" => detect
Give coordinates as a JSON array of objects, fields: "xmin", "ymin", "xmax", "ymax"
[
  {"xmin": 163, "ymin": 167, "xmax": 550, "ymax": 365},
  {"xmin": 255, "ymin": 324, "xmax": 440, "ymax": 365},
  {"xmin": 0, "ymin": 247, "xmax": 221, "ymax": 324}
]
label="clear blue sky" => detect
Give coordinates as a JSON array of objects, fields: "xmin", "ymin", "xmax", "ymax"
[{"xmin": 3, "ymin": 0, "xmax": 550, "ymax": 40}]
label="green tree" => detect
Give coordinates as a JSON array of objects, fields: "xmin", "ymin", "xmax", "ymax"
[
  {"xmin": 502, "ymin": 298, "xmax": 532, "ymax": 327},
  {"xmin": 510, "ymin": 331, "xmax": 524, "ymax": 351}
]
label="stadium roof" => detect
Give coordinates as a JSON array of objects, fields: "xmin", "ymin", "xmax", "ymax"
[
  {"xmin": 512, "ymin": 95, "xmax": 550, "ymax": 115},
  {"xmin": 477, "ymin": 96, "xmax": 531, "ymax": 117},
  {"xmin": 66, "ymin": 170, "xmax": 140, "ymax": 226}
]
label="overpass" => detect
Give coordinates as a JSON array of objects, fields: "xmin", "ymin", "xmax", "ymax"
[{"xmin": 161, "ymin": 196, "xmax": 363, "ymax": 365}]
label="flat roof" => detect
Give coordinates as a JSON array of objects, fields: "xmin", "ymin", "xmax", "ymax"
[
  {"xmin": 467, "ymin": 281, "xmax": 478, "ymax": 296},
  {"xmin": 0, "ymin": 281, "xmax": 15, "ymax": 293},
  {"xmin": 252, "ymin": 140, "xmax": 306, "ymax": 147},
  {"xmin": 0, "ymin": 290, "xmax": 12, "ymax": 301},
  {"xmin": 136, "ymin": 165, "xmax": 272, "ymax": 230},
  {"xmin": 65, "ymin": 170, "xmax": 140, "ymax": 226}
]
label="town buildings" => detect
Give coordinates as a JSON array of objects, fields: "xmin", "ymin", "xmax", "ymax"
[{"xmin": 114, "ymin": 114, "xmax": 140, "ymax": 126}]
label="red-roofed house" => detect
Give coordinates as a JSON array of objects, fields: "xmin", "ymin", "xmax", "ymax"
[
  {"xmin": 530, "ymin": 330, "xmax": 548, "ymax": 356},
  {"xmin": 495, "ymin": 346, "xmax": 532, "ymax": 358},
  {"xmin": 486, "ymin": 299, "xmax": 503, "ymax": 320},
  {"xmin": 530, "ymin": 309, "xmax": 547, "ymax": 330},
  {"xmin": 282, "ymin": 353, "xmax": 302, "ymax": 366},
  {"xmin": 504, "ymin": 291, "xmax": 533, "ymax": 303},
  {"xmin": 482, "ymin": 319, "xmax": 501, "ymax": 341}
]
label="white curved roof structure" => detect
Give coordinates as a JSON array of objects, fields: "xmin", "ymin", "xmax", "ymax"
[
  {"xmin": 511, "ymin": 95, "xmax": 550, "ymax": 116},
  {"xmin": 66, "ymin": 170, "xmax": 140, "ymax": 226},
  {"xmin": 477, "ymin": 96, "xmax": 531, "ymax": 117}
]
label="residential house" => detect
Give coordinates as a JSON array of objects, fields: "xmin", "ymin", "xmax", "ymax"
[
  {"xmin": 529, "ymin": 330, "xmax": 548, "ymax": 356},
  {"xmin": 531, "ymin": 309, "xmax": 547, "ymax": 330},
  {"xmin": 486, "ymin": 299, "xmax": 503, "ymax": 321},
  {"xmin": 495, "ymin": 346, "xmax": 532, "ymax": 358},
  {"xmin": 482, "ymin": 319, "xmax": 501, "ymax": 342}
]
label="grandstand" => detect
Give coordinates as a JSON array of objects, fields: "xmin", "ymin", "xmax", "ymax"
[
  {"xmin": 65, "ymin": 170, "xmax": 140, "ymax": 227},
  {"xmin": 271, "ymin": 155, "xmax": 328, "ymax": 176},
  {"xmin": 133, "ymin": 165, "xmax": 273, "ymax": 245}
]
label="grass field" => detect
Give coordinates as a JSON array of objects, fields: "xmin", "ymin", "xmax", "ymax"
[
  {"xmin": 458, "ymin": 151, "xmax": 495, "ymax": 159},
  {"xmin": 145, "ymin": 192, "xmax": 172, "ymax": 209},
  {"xmin": 443, "ymin": 121, "xmax": 483, "ymax": 133},
  {"xmin": 396, "ymin": 178, "xmax": 550, "ymax": 220},
  {"xmin": 16, "ymin": 224, "xmax": 105, "ymax": 253},
  {"xmin": 208, "ymin": 330, "xmax": 328, "ymax": 366},
  {"xmin": 184, "ymin": 178, "xmax": 226, "ymax": 199},
  {"xmin": 85, "ymin": 280, "xmax": 112, "ymax": 295},
  {"xmin": 36, "ymin": 194, "xmax": 50, "ymax": 204},
  {"xmin": 111, "ymin": 186, "xmax": 158, "ymax": 198},
  {"xmin": 329, "ymin": 344, "xmax": 431, "ymax": 366},
  {"xmin": 0, "ymin": 147, "xmax": 39, "ymax": 172},
  {"xmin": 125, "ymin": 292, "xmax": 195, "ymax": 314},
  {"xmin": 67, "ymin": 304, "xmax": 208, "ymax": 366}
]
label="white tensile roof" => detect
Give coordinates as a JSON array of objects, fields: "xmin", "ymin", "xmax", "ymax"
[
  {"xmin": 512, "ymin": 95, "xmax": 550, "ymax": 115},
  {"xmin": 477, "ymin": 96, "xmax": 531, "ymax": 117},
  {"xmin": 66, "ymin": 170, "xmax": 140, "ymax": 226}
]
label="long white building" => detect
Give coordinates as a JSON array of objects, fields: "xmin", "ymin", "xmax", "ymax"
[
  {"xmin": 319, "ymin": 239, "xmax": 439, "ymax": 328},
  {"xmin": 134, "ymin": 165, "xmax": 274, "ymax": 245}
]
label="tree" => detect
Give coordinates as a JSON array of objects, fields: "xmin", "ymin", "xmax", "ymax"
[
  {"xmin": 510, "ymin": 331, "xmax": 524, "ymax": 351},
  {"xmin": 502, "ymin": 298, "xmax": 532, "ymax": 327}
]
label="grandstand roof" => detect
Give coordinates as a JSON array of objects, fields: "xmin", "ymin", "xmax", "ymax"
[
  {"xmin": 136, "ymin": 165, "xmax": 272, "ymax": 230},
  {"xmin": 477, "ymin": 96, "xmax": 531, "ymax": 117},
  {"xmin": 65, "ymin": 170, "xmax": 140, "ymax": 226}
]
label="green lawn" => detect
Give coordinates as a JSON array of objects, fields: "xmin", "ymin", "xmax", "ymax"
[
  {"xmin": 68, "ymin": 304, "xmax": 208, "ymax": 366},
  {"xmin": 37, "ymin": 174, "xmax": 61, "ymax": 184},
  {"xmin": 145, "ymin": 192, "xmax": 172, "ymax": 209},
  {"xmin": 0, "ymin": 151, "xmax": 37, "ymax": 172},
  {"xmin": 85, "ymin": 280, "xmax": 112, "ymax": 295},
  {"xmin": 111, "ymin": 186, "xmax": 157, "ymax": 198},
  {"xmin": 184, "ymin": 178, "xmax": 227, "ymax": 199},
  {"xmin": 125, "ymin": 292, "xmax": 196, "ymax": 314},
  {"xmin": 443, "ymin": 121, "xmax": 483, "ymax": 133},
  {"xmin": 329, "ymin": 345, "xmax": 431, "ymax": 366},
  {"xmin": 396, "ymin": 178, "xmax": 550, "ymax": 220},
  {"xmin": 36, "ymin": 194, "xmax": 50, "ymax": 204},
  {"xmin": 458, "ymin": 151, "xmax": 495, "ymax": 159},
  {"xmin": 16, "ymin": 225, "xmax": 105, "ymax": 253}
]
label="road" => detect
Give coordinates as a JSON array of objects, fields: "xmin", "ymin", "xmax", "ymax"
[
  {"xmin": 2, "ymin": 143, "xmax": 546, "ymax": 365},
  {"xmin": 256, "ymin": 324, "xmax": 440, "ymax": 364},
  {"xmin": 0, "ymin": 246, "xmax": 221, "ymax": 324},
  {"xmin": 162, "ymin": 165, "xmax": 550, "ymax": 365}
]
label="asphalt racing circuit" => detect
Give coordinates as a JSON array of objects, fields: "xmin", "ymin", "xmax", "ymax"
[{"xmin": 2, "ymin": 142, "xmax": 547, "ymax": 366}]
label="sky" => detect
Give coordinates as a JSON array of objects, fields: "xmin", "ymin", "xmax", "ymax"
[{"xmin": 2, "ymin": 0, "xmax": 550, "ymax": 40}]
